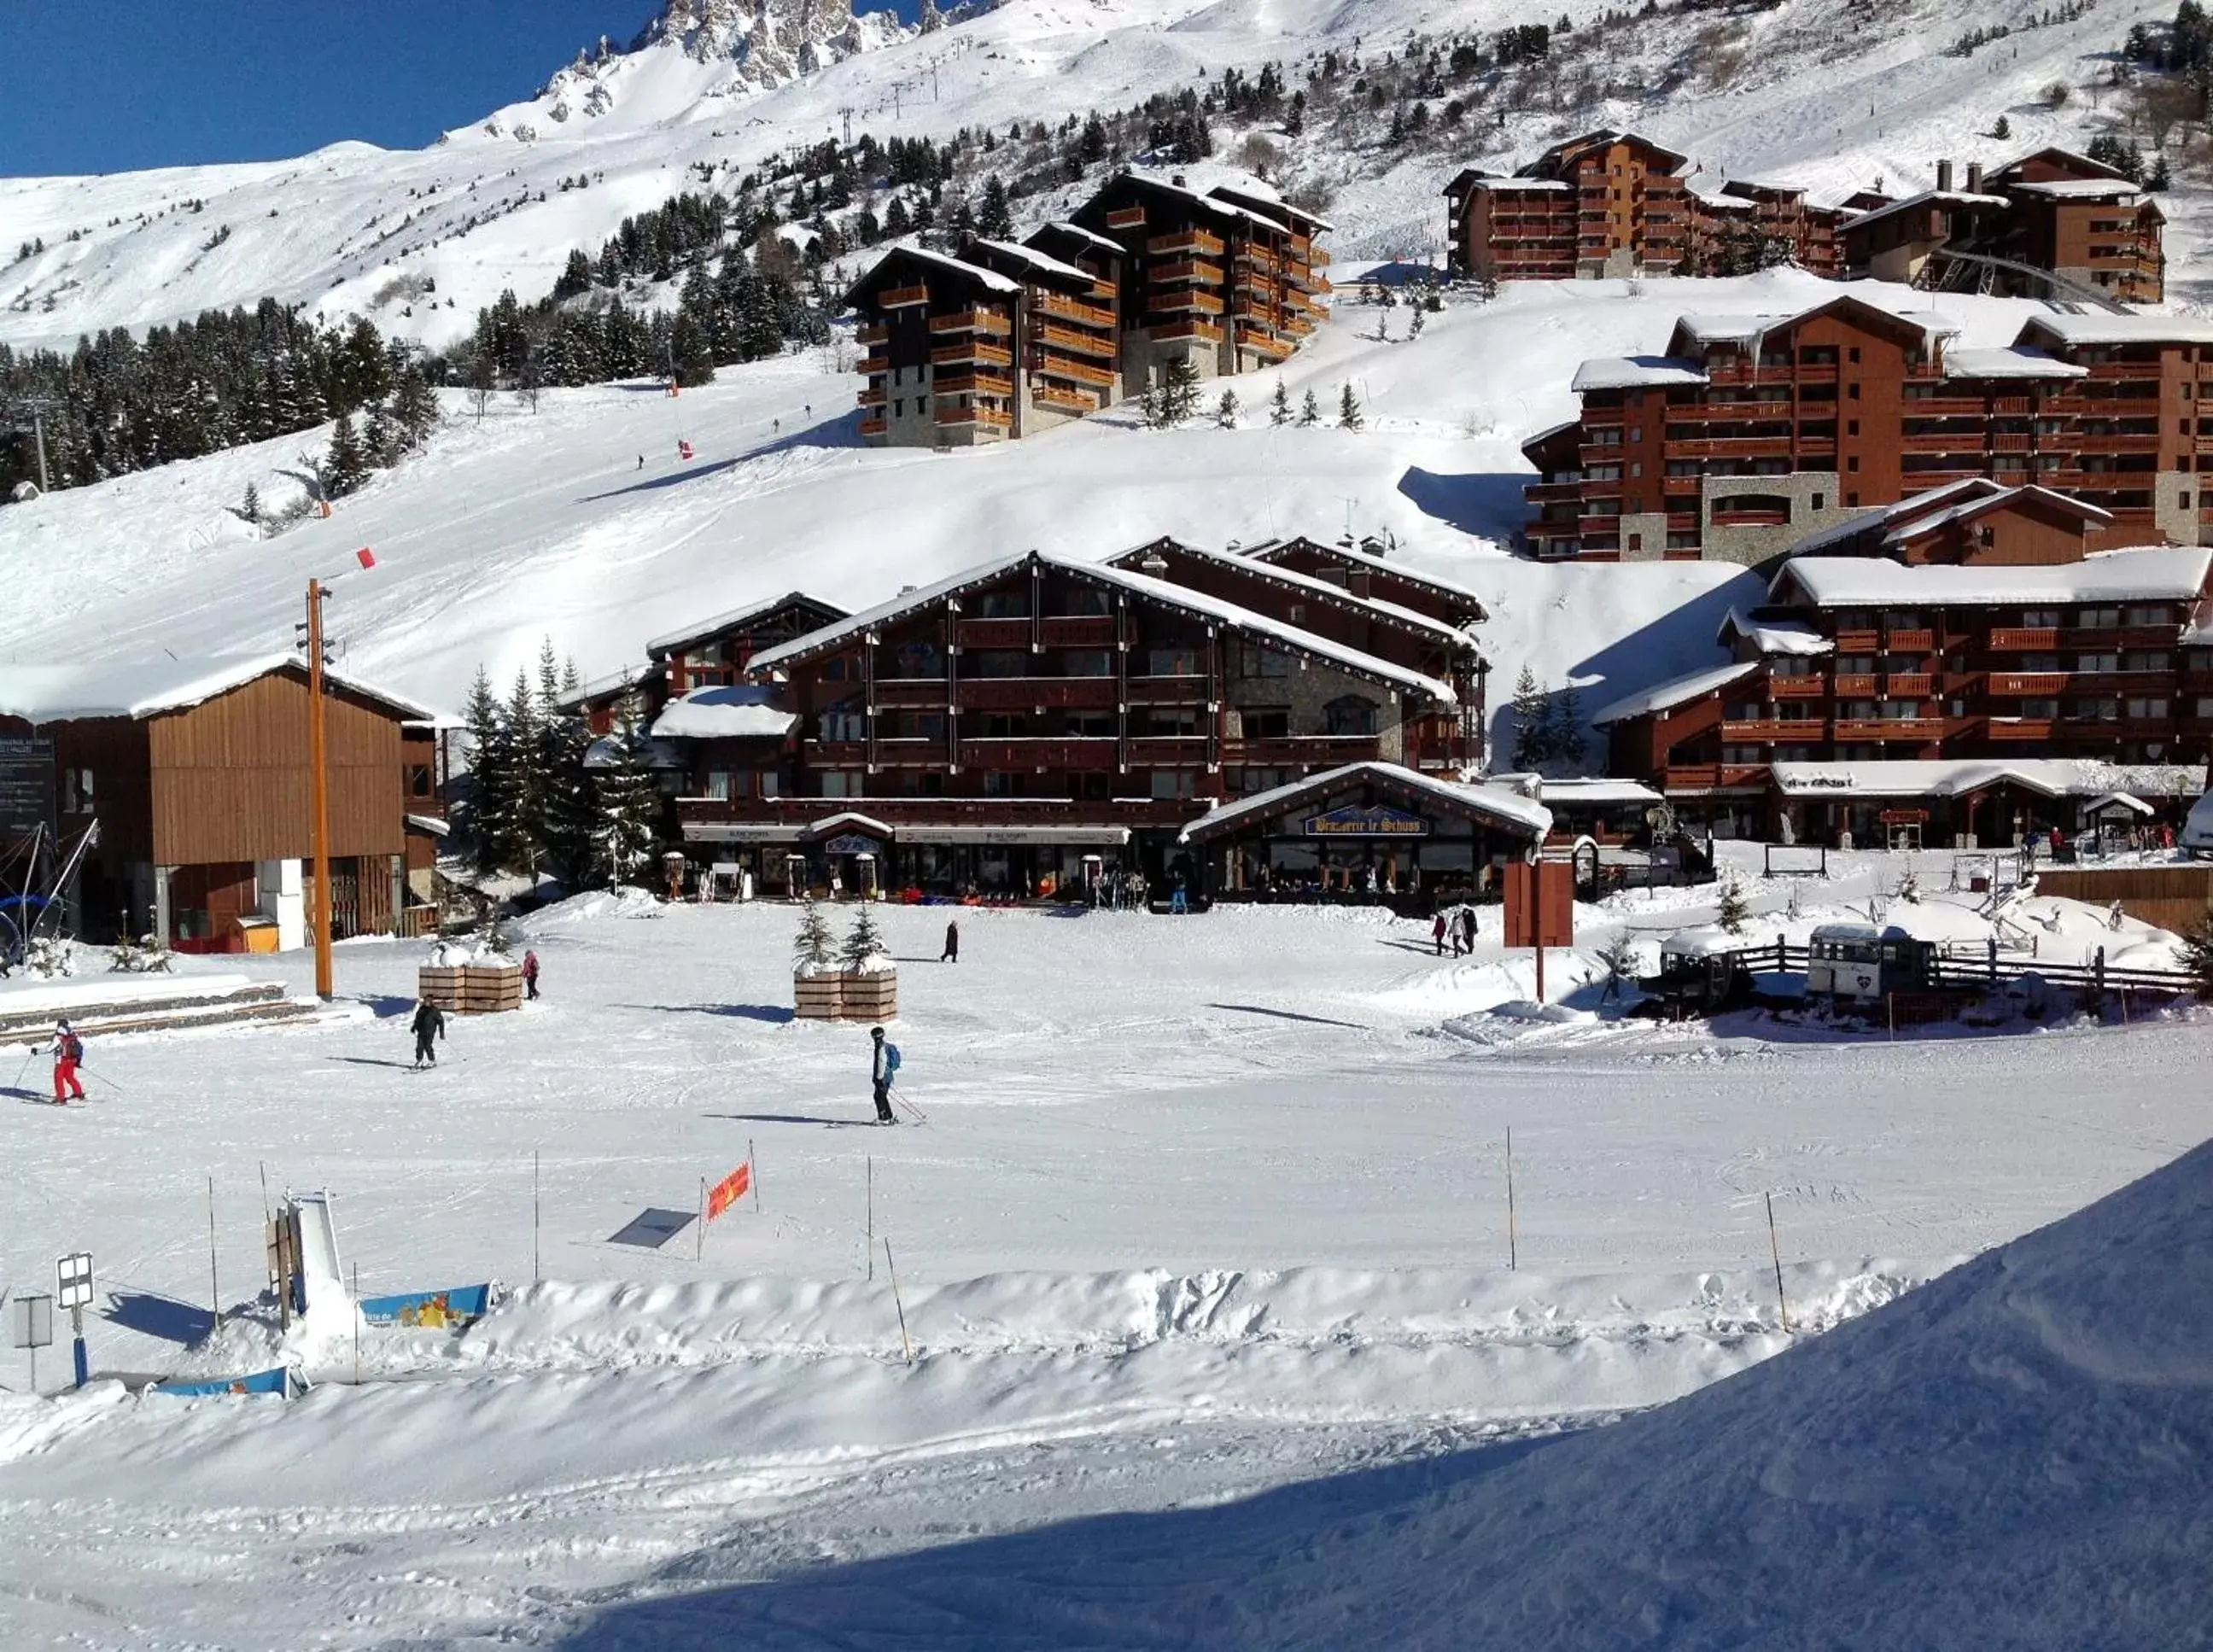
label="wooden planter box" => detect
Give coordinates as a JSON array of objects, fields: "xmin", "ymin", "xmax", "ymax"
[
  {"xmin": 419, "ymin": 960, "xmax": 525, "ymax": 1014},
  {"xmin": 793, "ymin": 969, "xmax": 898, "ymax": 1021}
]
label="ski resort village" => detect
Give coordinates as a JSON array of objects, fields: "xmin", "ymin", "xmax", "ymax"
[{"xmin": 5, "ymin": 0, "xmax": 2213, "ymax": 1645}]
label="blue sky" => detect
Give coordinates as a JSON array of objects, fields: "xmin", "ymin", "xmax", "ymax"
[{"xmin": 0, "ymin": 2, "xmax": 655, "ymax": 177}]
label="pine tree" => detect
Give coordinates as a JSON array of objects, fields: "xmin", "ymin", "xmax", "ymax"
[
  {"xmin": 1299, "ymin": 388, "xmax": 1320, "ymax": 426},
  {"xmin": 840, "ymin": 906, "xmax": 887, "ymax": 972},
  {"xmin": 1544, "ymin": 680, "xmax": 1586, "ymax": 768},
  {"xmin": 793, "ymin": 899, "xmax": 837, "ymax": 972},
  {"xmin": 592, "ymin": 691, "xmax": 661, "ymax": 886},
  {"xmin": 1140, "ymin": 382, "xmax": 1164, "ymax": 427},
  {"xmin": 978, "ymin": 174, "xmax": 1015, "ymax": 240},
  {"xmin": 1895, "ymin": 867, "xmax": 1922, "ymax": 904},
  {"xmin": 324, "ymin": 411, "xmax": 367, "ymax": 498},
  {"xmin": 1161, "ymin": 354, "xmax": 1202, "ymax": 423},
  {"xmin": 1407, "ymin": 306, "xmax": 1426, "ymax": 339},
  {"xmin": 1270, "ymin": 379, "xmax": 1292, "ymax": 426},
  {"xmin": 1216, "ymin": 387, "xmax": 1239, "ymax": 428},
  {"xmin": 503, "ymin": 668, "xmax": 547, "ymax": 875},
  {"xmin": 2148, "ymin": 152, "xmax": 2174, "ymax": 190},
  {"xmin": 1338, "ymin": 382, "xmax": 1363, "ymax": 430},
  {"xmin": 1716, "ymin": 876, "xmax": 1751, "ymax": 935},
  {"xmin": 235, "ymin": 480, "xmax": 260, "ymax": 525},
  {"xmin": 1509, "ymin": 665, "xmax": 1550, "ymax": 769},
  {"xmin": 1992, "ymin": 113, "xmax": 2012, "ymax": 139},
  {"xmin": 2177, "ymin": 912, "xmax": 2213, "ymax": 996},
  {"xmin": 461, "ymin": 668, "xmax": 511, "ymax": 874}
]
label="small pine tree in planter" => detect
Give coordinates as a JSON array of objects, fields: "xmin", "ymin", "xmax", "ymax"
[
  {"xmin": 1716, "ymin": 876, "xmax": 1751, "ymax": 935},
  {"xmin": 841, "ymin": 908, "xmax": 889, "ymax": 973},
  {"xmin": 793, "ymin": 898, "xmax": 845, "ymax": 1018},
  {"xmin": 1895, "ymin": 867, "xmax": 1922, "ymax": 904},
  {"xmin": 838, "ymin": 907, "xmax": 897, "ymax": 1019}
]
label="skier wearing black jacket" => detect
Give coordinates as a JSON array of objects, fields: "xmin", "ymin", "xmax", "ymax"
[{"xmin": 411, "ymin": 1001, "xmax": 447, "ymax": 1069}]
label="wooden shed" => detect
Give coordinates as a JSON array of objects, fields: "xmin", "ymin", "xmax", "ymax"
[{"xmin": 0, "ymin": 656, "xmax": 436, "ymax": 950}]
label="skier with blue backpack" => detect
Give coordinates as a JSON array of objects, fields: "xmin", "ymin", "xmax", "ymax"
[{"xmin": 871, "ymin": 1025, "xmax": 902, "ymax": 1124}]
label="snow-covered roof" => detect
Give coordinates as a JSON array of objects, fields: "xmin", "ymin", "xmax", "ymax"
[
  {"xmin": 1114, "ymin": 172, "xmax": 1293, "ymax": 234},
  {"xmin": 554, "ymin": 663, "xmax": 657, "ymax": 712},
  {"xmin": 1770, "ymin": 759, "xmax": 2206, "ymax": 799},
  {"xmin": 2017, "ymin": 312, "xmax": 2213, "ymax": 348},
  {"xmin": 2006, "ymin": 178, "xmax": 2142, "ymax": 200},
  {"xmin": 1718, "ymin": 607, "xmax": 1833, "ymax": 657},
  {"xmin": 1776, "ymin": 546, "xmax": 2211, "ymax": 608},
  {"xmin": 1590, "ymin": 662, "xmax": 1760, "ymax": 726},
  {"xmin": 1237, "ymin": 537, "xmax": 1492, "ymax": 621},
  {"xmin": 1784, "ymin": 479, "xmax": 2001, "ymax": 557},
  {"xmin": 1571, "ymin": 355, "xmax": 1708, "ymax": 392},
  {"xmin": 966, "ymin": 236, "xmax": 1095, "ymax": 287},
  {"xmin": 746, "ymin": 551, "xmax": 1460, "ymax": 707},
  {"xmin": 1538, "ymin": 777, "xmax": 1666, "ymax": 807},
  {"xmin": 1465, "ymin": 175, "xmax": 1573, "ymax": 192},
  {"xmin": 851, "ymin": 243, "xmax": 1022, "ymax": 302},
  {"xmin": 1039, "ymin": 220, "xmax": 1124, "ymax": 258},
  {"xmin": 1209, "ymin": 182, "xmax": 1334, "ymax": 234},
  {"xmin": 1112, "ymin": 540, "xmax": 1473, "ymax": 647},
  {"xmin": 645, "ymin": 591, "xmax": 846, "ymax": 658},
  {"xmin": 1178, "ymin": 761, "xmax": 1552, "ymax": 841},
  {"xmin": 583, "ymin": 734, "xmax": 688, "ymax": 771},
  {"xmin": 1943, "ymin": 345, "xmax": 2087, "ymax": 381},
  {"xmin": 407, "ymin": 813, "xmax": 452, "ymax": 838},
  {"xmin": 1672, "ymin": 313, "xmax": 1791, "ymax": 346},
  {"xmin": 648, "ymin": 685, "xmax": 798, "ymax": 742},
  {"xmin": 1662, "ymin": 925, "xmax": 1748, "ymax": 958},
  {"xmin": 0, "ymin": 654, "xmax": 435, "ymax": 723},
  {"xmin": 2082, "ymin": 790, "xmax": 2155, "ymax": 817},
  {"xmin": 1843, "ymin": 189, "xmax": 2010, "ymax": 232}
]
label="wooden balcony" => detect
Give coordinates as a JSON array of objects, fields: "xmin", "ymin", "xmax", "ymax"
[
  {"xmin": 1525, "ymin": 480, "xmax": 1585, "ymax": 505},
  {"xmin": 1884, "ymin": 673, "xmax": 1934, "ymax": 697},
  {"xmin": 1989, "ymin": 671, "xmax": 2070, "ymax": 696},
  {"xmin": 957, "ymin": 677, "xmax": 1119, "ymax": 712},
  {"xmin": 1124, "ymin": 673, "xmax": 1212, "ymax": 704},
  {"xmin": 856, "ymin": 387, "xmax": 885, "ymax": 409},
  {"xmin": 1661, "ymin": 763, "xmax": 1769, "ymax": 791},
  {"xmin": 933, "ymin": 371, "xmax": 1015, "ymax": 398},
  {"xmin": 1031, "ymin": 323, "xmax": 1118, "ymax": 360},
  {"xmin": 1153, "ymin": 288, "xmax": 1227, "ymax": 316},
  {"xmin": 1833, "ymin": 630, "xmax": 1879, "ymax": 652},
  {"xmin": 859, "ymin": 417, "xmax": 887, "ymax": 437},
  {"xmin": 1232, "ymin": 735, "xmax": 1381, "ymax": 767},
  {"xmin": 1031, "ymin": 382, "xmax": 1102, "ymax": 415},
  {"xmin": 953, "ymin": 618, "xmax": 1031, "ymax": 647},
  {"xmin": 935, "ymin": 404, "xmax": 1012, "ymax": 432},
  {"xmin": 1038, "ymin": 616, "xmax": 1118, "ymax": 646},
  {"xmin": 1770, "ymin": 675, "xmax": 1827, "ymax": 698},
  {"xmin": 959, "ymin": 738, "xmax": 1119, "ymax": 771},
  {"xmin": 1149, "ymin": 229, "xmax": 1227, "ymax": 259},
  {"xmin": 1988, "ymin": 627, "xmax": 2059, "ymax": 651},
  {"xmin": 1831, "ymin": 717, "xmax": 1945, "ymax": 740},
  {"xmin": 1152, "ymin": 259, "xmax": 1225, "ymax": 287},
  {"xmin": 1984, "ymin": 718, "xmax": 2057, "ymax": 742},
  {"xmin": 1031, "ymin": 352, "xmax": 1116, "ymax": 389},
  {"xmin": 933, "ymin": 339, "xmax": 1013, "ymax": 369},
  {"xmin": 1129, "ymin": 735, "xmax": 1215, "ymax": 766},
  {"xmin": 873, "ymin": 678, "xmax": 951, "ymax": 706},
  {"xmin": 1241, "ymin": 331, "xmax": 1296, "ymax": 360},
  {"xmin": 1831, "ymin": 674, "xmax": 1878, "ymax": 696},
  {"xmin": 1106, "ymin": 207, "xmax": 1147, "ymax": 230},
  {"xmin": 856, "ymin": 324, "xmax": 889, "ymax": 345},
  {"xmin": 881, "ymin": 284, "xmax": 931, "ymax": 308},
  {"xmin": 930, "ymin": 307, "xmax": 1013, "ymax": 337},
  {"xmin": 1721, "ymin": 719, "xmax": 1825, "ymax": 741},
  {"xmin": 860, "ymin": 353, "xmax": 890, "ymax": 375},
  {"xmin": 1151, "ymin": 318, "xmax": 1223, "ymax": 344},
  {"xmin": 1031, "ymin": 292, "xmax": 1115, "ymax": 329},
  {"xmin": 1885, "ymin": 629, "xmax": 1934, "ymax": 653}
]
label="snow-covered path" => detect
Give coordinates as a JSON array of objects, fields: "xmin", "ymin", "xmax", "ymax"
[{"xmin": 0, "ymin": 890, "xmax": 2206, "ymax": 1645}]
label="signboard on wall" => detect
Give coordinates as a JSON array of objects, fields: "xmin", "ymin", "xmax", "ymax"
[
  {"xmin": 821, "ymin": 834, "xmax": 883, "ymax": 855},
  {"xmin": 1302, "ymin": 804, "xmax": 1429, "ymax": 838},
  {"xmin": 0, "ymin": 738, "xmax": 55, "ymax": 840}
]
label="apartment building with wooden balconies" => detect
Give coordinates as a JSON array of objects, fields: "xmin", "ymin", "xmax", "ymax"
[
  {"xmin": 1590, "ymin": 481, "xmax": 2213, "ymax": 842},
  {"xmin": 1524, "ymin": 295, "xmax": 2213, "ymax": 563},
  {"xmin": 1842, "ymin": 152, "xmax": 2165, "ymax": 303},
  {"xmin": 1070, "ymin": 172, "xmax": 1333, "ymax": 389},
  {"xmin": 1686, "ymin": 178, "xmax": 1847, "ymax": 278},
  {"xmin": 1445, "ymin": 130, "xmax": 1692, "ymax": 282},
  {"xmin": 849, "ymin": 245, "xmax": 1025, "ymax": 447},
  {"xmin": 665, "ymin": 546, "xmax": 1459, "ymax": 896}
]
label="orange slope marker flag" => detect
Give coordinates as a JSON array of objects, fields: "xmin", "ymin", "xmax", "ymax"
[{"xmin": 706, "ymin": 1161, "xmax": 752, "ymax": 1222}]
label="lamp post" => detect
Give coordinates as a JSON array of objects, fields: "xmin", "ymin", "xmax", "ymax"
[{"xmin": 302, "ymin": 550, "xmax": 377, "ymax": 1001}]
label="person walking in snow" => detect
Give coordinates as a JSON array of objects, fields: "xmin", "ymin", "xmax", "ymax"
[
  {"xmin": 941, "ymin": 919, "xmax": 959, "ymax": 963},
  {"xmin": 870, "ymin": 1025, "xmax": 897, "ymax": 1124},
  {"xmin": 410, "ymin": 1000, "xmax": 447, "ymax": 1069},
  {"xmin": 637, "ymin": 453, "xmax": 645, "ymax": 470},
  {"xmin": 50, "ymin": 1019, "xmax": 85, "ymax": 1104},
  {"xmin": 1432, "ymin": 913, "xmax": 1447, "ymax": 955},
  {"xmin": 1461, "ymin": 907, "xmax": 1479, "ymax": 954},
  {"xmin": 523, "ymin": 949, "xmax": 541, "ymax": 1001}
]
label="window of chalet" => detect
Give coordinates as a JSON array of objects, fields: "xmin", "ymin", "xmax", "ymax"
[
  {"xmin": 1063, "ymin": 651, "xmax": 1113, "ymax": 677},
  {"xmin": 2081, "ymin": 607, "xmax": 2122, "ymax": 629},
  {"xmin": 1241, "ymin": 706, "xmax": 1291, "ymax": 739},
  {"xmin": 2124, "ymin": 604, "xmax": 2170, "ymax": 627},
  {"xmin": 2127, "ymin": 697, "xmax": 2170, "ymax": 719},
  {"xmin": 2023, "ymin": 609, "xmax": 2063, "ymax": 628},
  {"xmin": 820, "ymin": 656, "xmax": 855, "ymax": 681},
  {"xmin": 974, "ymin": 650, "xmax": 1028, "ymax": 678},
  {"xmin": 1238, "ymin": 644, "xmax": 1292, "ymax": 679},
  {"xmin": 1323, "ymin": 696, "xmax": 1379, "ymax": 737},
  {"xmin": 818, "ymin": 699, "xmax": 867, "ymax": 741},
  {"xmin": 758, "ymin": 772, "xmax": 780, "ymax": 799},
  {"xmin": 1147, "ymin": 645, "xmax": 1200, "ymax": 676},
  {"xmin": 1145, "ymin": 707, "xmax": 1203, "ymax": 736},
  {"xmin": 885, "ymin": 710, "xmax": 944, "ymax": 740},
  {"xmin": 406, "ymin": 764, "xmax": 434, "ymax": 799},
  {"xmin": 704, "ymin": 770, "xmax": 732, "ymax": 801},
  {"xmin": 2124, "ymin": 651, "xmax": 2171, "ymax": 671},
  {"xmin": 973, "ymin": 588, "xmax": 1031, "ymax": 618},
  {"xmin": 1056, "ymin": 586, "xmax": 1113, "ymax": 616},
  {"xmin": 891, "ymin": 639, "xmax": 945, "ymax": 677},
  {"xmin": 978, "ymin": 713, "xmax": 1031, "ymax": 737},
  {"xmin": 1151, "ymin": 770, "xmax": 1198, "ymax": 800},
  {"xmin": 1062, "ymin": 711, "xmax": 1114, "ymax": 737},
  {"xmin": 819, "ymin": 771, "xmax": 862, "ymax": 797}
]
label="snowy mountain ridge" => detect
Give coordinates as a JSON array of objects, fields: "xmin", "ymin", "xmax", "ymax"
[{"xmin": 0, "ymin": 0, "xmax": 2198, "ymax": 361}]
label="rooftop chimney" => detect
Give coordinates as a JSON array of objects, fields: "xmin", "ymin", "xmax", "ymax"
[
  {"xmin": 1966, "ymin": 161, "xmax": 1984, "ymax": 194},
  {"xmin": 1936, "ymin": 158, "xmax": 1954, "ymax": 193},
  {"xmin": 1140, "ymin": 551, "xmax": 1170, "ymax": 578}
]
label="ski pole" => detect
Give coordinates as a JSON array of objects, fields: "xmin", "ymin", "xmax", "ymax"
[
  {"xmin": 10, "ymin": 1047, "xmax": 35, "ymax": 1092},
  {"xmin": 79, "ymin": 1067, "xmax": 126, "ymax": 1095}
]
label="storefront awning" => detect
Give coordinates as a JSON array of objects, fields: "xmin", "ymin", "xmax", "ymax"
[
  {"xmin": 683, "ymin": 824, "xmax": 809, "ymax": 844},
  {"xmin": 896, "ymin": 826, "xmax": 1132, "ymax": 845}
]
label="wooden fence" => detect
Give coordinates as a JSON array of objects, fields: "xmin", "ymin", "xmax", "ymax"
[{"xmin": 1725, "ymin": 939, "xmax": 2199, "ymax": 998}]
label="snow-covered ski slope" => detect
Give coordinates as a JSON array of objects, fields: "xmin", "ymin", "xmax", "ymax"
[
  {"xmin": 0, "ymin": 885, "xmax": 2206, "ymax": 1646},
  {"xmin": 1, "ymin": 0, "xmax": 2204, "ymax": 359},
  {"xmin": 0, "ymin": 269, "xmax": 2087, "ymax": 721}
]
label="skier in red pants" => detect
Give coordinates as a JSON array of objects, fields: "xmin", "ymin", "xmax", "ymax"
[{"xmin": 50, "ymin": 1019, "xmax": 85, "ymax": 1104}]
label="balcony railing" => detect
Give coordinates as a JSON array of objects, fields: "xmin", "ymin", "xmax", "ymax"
[
  {"xmin": 930, "ymin": 307, "xmax": 1013, "ymax": 337},
  {"xmin": 856, "ymin": 324, "xmax": 889, "ymax": 345},
  {"xmin": 1031, "ymin": 353, "xmax": 1116, "ymax": 389},
  {"xmin": 1151, "ymin": 259, "xmax": 1225, "ymax": 287},
  {"xmin": 1032, "ymin": 323, "xmax": 1118, "ymax": 360},
  {"xmin": 1106, "ymin": 207, "xmax": 1146, "ymax": 229},
  {"xmin": 1885, "ymin": 629, "xmax": 1935, "ymax": 653},
  {"xmin": 859, "ymin": 416, "xmax": 887, "ymax": 437},
  {"xmin": 1150, "ymin": 318, "xmax": 1223, "ymax": 344},
  {"xmin": 881, "ymin": 283, "xmax": 930, "ymax": 308},
  {"xmin": 1770, "ymin": 675, "xmax": 1827, "ymax": 698},
  {"xmin": 1831, "ymin": 717, "xmax": 1945, "ymax": 740},
  {"xmin": 955, "ymin": 677, "xmax": 1120, "ymax": 712},
  {"xmin": 933, "ymin": 339, "xmax": 1013, "ymax": 369},
  {"xmin": 1989, "ymin": 671, "xmax": 2070, "ymax": 696},
  {"xmin": 936, "ymin": 404, "xmax": 1013, "ymax": 431},
  {"xmin": 933, "ymin": 371, "xmax": 1014, "ymax": 398},
  {"xmin": 1149, "ymin": 229, "xmax": 1227, "ymax": 259},
  {"xmin": 1030, "ymin": 292, "xmax": 1115, "ymax": 329},
  {"xmin": 1988, "ymin": 627, "xmax": 2059, "ymax": 651}
]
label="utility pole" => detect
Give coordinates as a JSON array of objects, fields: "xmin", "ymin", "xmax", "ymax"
[
  {"xmin": 307, "ymin": 579, "xmax": 335, "ymax": 1001},
  {"xmin": 9, "ymin": 395, "xmax": 58, "ymax": 492}
]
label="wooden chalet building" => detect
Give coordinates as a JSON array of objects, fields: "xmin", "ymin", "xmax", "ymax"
[
  {"xmin": 1238, "ymin": 534, "xmax": 1493, "ymax": 630},
  {"xmin": 669, "ymin": 546, "xmax": 1464, "ymax": 897},
  {"xmin": 1686, "ymin": 178, "xmax": 1846, "ymax": 278},
  {"xmin": 1067, "ymin": 172, "xmax": 1331, "ymax": 388},
  {"xmin": 1524, "ymin": 295, "xmax": 2213, "ymax": 563},
  {"xmin": 0, "ymin": 657, "xmax": 437, "ymax": 950},
  {"xmin": 558, "ymin": 593, "xmax": 848, "ymax": 736},
  {"xmin": 1590, "ymin": 480, "xmax": 2213, "ymax": 842},
  {"xmin": 846, "ymin": 176, "xmax": 1331, "ymax": 450},
  {"xmin": 1841, "ymin": 153, "xmax": 2164, "ymax": 304}
]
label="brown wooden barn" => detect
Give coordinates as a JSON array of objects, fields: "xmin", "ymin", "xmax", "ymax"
[{"xmin": 0, "ymin": 656, "xmax": 438, "ymax": 951}]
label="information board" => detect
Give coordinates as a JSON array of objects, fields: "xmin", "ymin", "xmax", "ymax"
[{"xmin": 0, "ymin": 738, "xmax": 55, "ymax": 840}]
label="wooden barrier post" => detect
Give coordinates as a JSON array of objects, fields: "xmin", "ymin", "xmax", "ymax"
[
  {"xmin": 207, "ymin": 1176, "xmax": 222, "ymax": 1332},
  {"xmin": 884, "ymin": 1237, "xmax": 912, "ymax": 1364},
  {"xmin": 1505, "ymin": 1127, "xmax": 1518, "ymax": 1272},
  {"xmin": 696, "ymin": 1178, "xmax": 706, "ymax": 1262},
  {"xmin": 533, "ymin": 1149, "xmax": 541, "ymax": 1283},
  {"xmin": 867, "ymin": 1156, "xmax": 875, "ymax": 1281},
  {"xmin": 750, "ymin": 1139, "xmax": 761, "ymax": 1211},
  {"xmin": 1766, "ymin": 1192, "xmax": 1791, "ymax": 1335}
]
